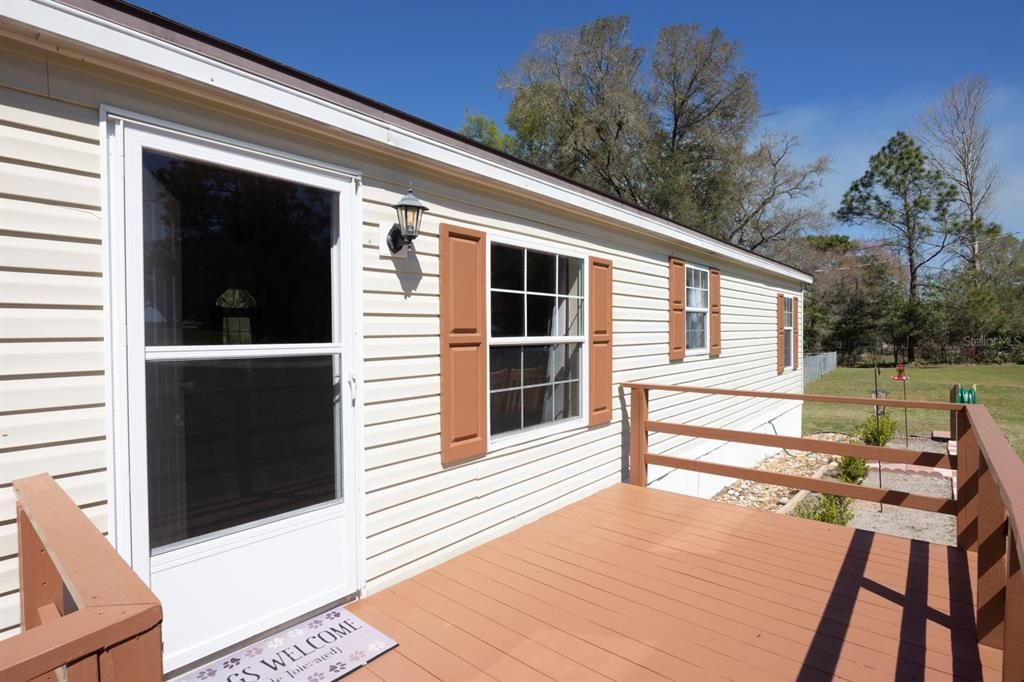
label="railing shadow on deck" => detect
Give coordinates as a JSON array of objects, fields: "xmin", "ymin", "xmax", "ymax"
[
  {"xmin": 0, "ymin": 474, "xmax": 163, "ymax": 682},
  {"xmin": 793, "ymin": 531, "xmax": 984, "ymax": 681},
  {"xmin": 622, "ymin": 382, "xmax": 1024, "ymax": 682}
]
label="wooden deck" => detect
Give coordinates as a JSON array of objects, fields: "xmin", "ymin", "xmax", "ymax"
[{"xmin": 346, "ymin": 484, "xmax": 1001, "ymax": 682}]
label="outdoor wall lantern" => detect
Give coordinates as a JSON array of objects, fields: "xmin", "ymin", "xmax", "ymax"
[{"xmin": 387, "ymin": 188, "xmax": 430, "ymax": 253}]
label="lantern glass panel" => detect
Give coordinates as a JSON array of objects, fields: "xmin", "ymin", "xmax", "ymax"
[{"xmin": 405, "ymin": 207, "xmax": 420, "ymax": 236}]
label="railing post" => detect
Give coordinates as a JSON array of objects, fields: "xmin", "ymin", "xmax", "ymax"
[
  {"xmin": 1, "ymin": 475, "xmax": 164, "ymax": 682},
  {"xmin": 976, "ymin": 448, "xmax": 1008, "ymax": 648},
  {"xmin": 1004, "ymin": 526, "xmax": 1023, "ymax": 682},
  {"xmin": 67, "ymin": 654, "xmax": 100, "ymax": 682},
  {"xmin": 98, "ymin": 625, "xmax": 163, "ymax": 681},
  {"xmin": 630, "ymin": 387, "xmax": 648, "ymax": 486},
  {"xmin": 17, "ymin": 503, "xmax": 63, "ymax": 631},
  {"xmin": 949, "ymin": 384, "xmax": 960, "ymax": 442},
  {"xmin": 956, "ymin": 410, "xmax": 979, "ymax": 552}
]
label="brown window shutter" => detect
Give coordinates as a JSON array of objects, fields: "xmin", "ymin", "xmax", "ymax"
[
  {"xmin": 792, "ymin": 296, "xmax": 799, "ymax": 370},
  {"xmin": 439, "ymin": 223, "xmax": 487, "ymax": 465},
  {"xmin": 776, "ymin": 293, "xmax": 785, "ymax": 375},
  {"xmin": 668, "ymin": 257, "xmax": 685, "ymax": 361},
  {"xmin": 589, "ymin": 256, "xmax": 613, "ymax": 426},
  {"xmin": 709, "ymin": 268, "xmax": 721, "ymax": 358}
]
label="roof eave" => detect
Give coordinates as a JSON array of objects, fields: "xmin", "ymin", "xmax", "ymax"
[{"xmin": 4, "ymin": 0, "xmax": 813, "ymax": 285}]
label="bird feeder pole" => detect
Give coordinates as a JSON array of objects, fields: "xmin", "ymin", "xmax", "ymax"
[{"xmin": 891, "ymin": 363, "xmax": 910, "ymax": 448}]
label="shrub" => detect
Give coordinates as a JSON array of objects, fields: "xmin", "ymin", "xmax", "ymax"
[
  {"xmin": 857, "ymin": 413, "xmax": 898, "ymax": 446},
  {"xmin": 836, "ymin": 455, "xmax": 869, "ymax": 484},
  {"xmin": 794, "ymin": 494, "xmax": 853, "ymax": 526}
]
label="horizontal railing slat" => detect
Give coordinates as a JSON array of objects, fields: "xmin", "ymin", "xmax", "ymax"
[
  {"xmin": 37, "ymin": 603, "xmax": 61, "ymax": 626},
  {"xmin": 645, "ymin": 453, "xmax": 958, "ymax": 514},
  {"xmin": 0, "ymin": 605, "xmax": 160, "ymax": 682},
  {"xmin": 621, "ymin": 382, "xmax": 963, "ymax": 411},
  {"xmin": 645, "ymin": 420, "xmax": 957, "ymax": 469}
]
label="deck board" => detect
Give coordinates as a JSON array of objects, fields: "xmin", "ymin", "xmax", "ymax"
[
  {"xmin": 568, "ymin": 495, "xmax": 975, "ymax": 612},
  {"xmin": 356, "ymin": 484, "xmax": 1001, "ymax": 681}
]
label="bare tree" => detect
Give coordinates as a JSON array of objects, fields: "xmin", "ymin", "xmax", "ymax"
[
  {"xmin": 920, "ymin": 76, "xmax": 1001, "ymax": 270},
  {"xmin": 727, "ymin": 132, "xmax": 831, "ymax": 253}
]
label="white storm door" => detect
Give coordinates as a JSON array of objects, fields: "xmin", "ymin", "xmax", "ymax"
[{"xmin": 118, "ymin": 121, "xmax": 360, "ymax": 671}]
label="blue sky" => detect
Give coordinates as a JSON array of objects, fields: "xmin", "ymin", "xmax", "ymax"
[{"xmin": 135, "ymin": 0, "xmax": 1023, "ymax": 237}]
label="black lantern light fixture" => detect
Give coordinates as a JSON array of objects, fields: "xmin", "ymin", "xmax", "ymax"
[{"xmin": 387, "ymin": 187, "xmax": 430, "ymax": 253}]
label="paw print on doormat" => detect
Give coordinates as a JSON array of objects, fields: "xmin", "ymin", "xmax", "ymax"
[
  {"xmin": 268, "ymin": 637, "xmax": 285, "ymax": 649},
  {"xmin": 287, "ymin": 628, "xmax": 305, "ymax": 638},
  {"xmin": 196, "ymin": 669, "xmax": 217, "ymax": 680},
  {"xmin": 325, "ymin": 610, "xmax": 341, "ymax": 620},
  {"xmin": 367, "ymin": 641, "xmax": 386, "ymax": 653},
  {"xmin": 244, "ymin": 646, "xmax": 262, "ymax": 658},
  {"xmin": 222, "ymin": 658, "xmax": 241, "ymax": 670},
  {"xmin": 349, "ymin": 650, "xmax": 366, "ymax": 663},
  {"xmin": 309, "ymin": 618, "xmax": 324, "ymax": 628},
  {"xmin": 329, "ymin": 663, "xmax": 348, "ymax": 674},
  {"xmin": 307, "ymin": 673, "xmax": 325, "ymax": 681}
]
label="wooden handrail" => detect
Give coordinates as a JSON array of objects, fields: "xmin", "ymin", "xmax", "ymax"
[
  {"xmin": 963, "ymin": 405, "xmax": 1024, "ymax": 563},
  {"xmin": 958, "ymin": 404, "xmax": 1024, "ymax": 673},
  {"xmin": 627, "ymin": 383, "xmax": 1024, "ymax": 682},
  {"xmin": 0, "ymin": 475, "xmax": 163, "ymax": 682}
]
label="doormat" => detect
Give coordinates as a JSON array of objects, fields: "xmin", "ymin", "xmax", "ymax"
[{"xmin": 172, "ymin": 606, "xmax": 397, "ymax": 682}]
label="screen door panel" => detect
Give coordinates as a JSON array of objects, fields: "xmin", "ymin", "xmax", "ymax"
[
  {"xmin": 141, "ymin": 149, "xmax": 342, "ymax": 552},
  {"xmin": 145, "ymin": 355, "xmax": 340, "ymax": 549}
]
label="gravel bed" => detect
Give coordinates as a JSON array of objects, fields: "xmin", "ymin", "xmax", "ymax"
[
  {"xmin": 712, "ymin": 431, "xmax": 957, "ymax": 546},
  {"xmin": 885, "ymin": 434, "xmax": 950, "ymax": 455},
  {"xmin": 804, "ymin": 470, "xmax": 957, "ymax": 545},
  {"xmin": 710, "ymin": 433, "xmax": 851, "ymax": 512}
]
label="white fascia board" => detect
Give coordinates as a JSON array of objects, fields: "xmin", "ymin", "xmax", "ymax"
[{"xmin": 3, "ymin": 0, "xmax": 812, "ymax": 284}]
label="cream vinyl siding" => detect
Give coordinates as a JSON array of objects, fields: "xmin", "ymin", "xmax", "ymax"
[
  {"xmin": 0, "ymin": 70, "xmax": 106, "ymax": 637},
  {"xmin": 357, "ymin": 202, "xmax": 802, "ymax": 589},
  {"xmin": 0, "ymin": 35, "xmax": 803, "ymax": 635}
]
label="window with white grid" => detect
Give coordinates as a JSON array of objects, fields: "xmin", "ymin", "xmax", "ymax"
[
  {"xmin": 489, "ymin": 242, "xmax": 585, "ymax": 437},
  {"xmin": 784, "ymin": 297, "xmax": 794, "ymax": 368},
  {"xmin": 685, "ymin": 265, "xmax": 709, "ymax": 352}
]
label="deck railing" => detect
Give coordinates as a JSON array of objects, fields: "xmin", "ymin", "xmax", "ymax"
[
  {"xmin": 623, "ymin": 382, "xmax": 1023, "ymax": 681},
  {"xmin": 0, "ymin": 474, "xmax": 163, "ymax": 682}
]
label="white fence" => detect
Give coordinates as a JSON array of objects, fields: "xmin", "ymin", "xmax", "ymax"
[{"xmin": 803, "ymin": 351, "xmax": 837, "ymax": 386}]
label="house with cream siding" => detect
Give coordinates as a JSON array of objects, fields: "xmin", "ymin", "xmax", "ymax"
[{"xmin": 0, "ymin": 0, "xmax": 810, "ymax": 671}]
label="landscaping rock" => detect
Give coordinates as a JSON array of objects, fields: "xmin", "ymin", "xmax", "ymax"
[{"xmin": 710, "ymin": 433, "xmax": 850, "ymax": 512}]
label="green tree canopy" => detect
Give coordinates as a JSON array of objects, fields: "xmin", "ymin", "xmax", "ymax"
[
  {"xmin": 836, "ymin": 131, "xmax": 957, "ymax": 360},
  {"xmin": 460, "ymin": 16, "xmax": 829, "ymax": 255},
  {"xmin": 459, "ymin": 110, "xmax": 513, "ymax": 153}
]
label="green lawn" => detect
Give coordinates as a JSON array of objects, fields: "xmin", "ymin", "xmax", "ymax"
[{"xmin": 803, "ymin": 365, "xmax": 1024, "ymax": 459}]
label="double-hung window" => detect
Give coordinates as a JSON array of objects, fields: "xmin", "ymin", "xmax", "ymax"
[
  {"xmin": 488, "ymin": 242, "xmax": 585, "ymax": 437},
  {"xmin": 783, "ymin": 297, "xmax": 794, "ymax": 368},
  {"xmin": 139, "ymin": 148, "xmax": 345, "ymax": 550},
  {"xmin": 685, "ymin": 265, "xmax": 709, "ymax": 352}
]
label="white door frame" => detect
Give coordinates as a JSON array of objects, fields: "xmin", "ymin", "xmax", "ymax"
[{"xmin": 101, "ymin": 108, "xmax": 366, "ymax": 663}]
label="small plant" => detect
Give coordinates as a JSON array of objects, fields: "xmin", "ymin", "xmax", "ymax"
[
  {"xmin": 836, "ymin": 455, "xmax": 869, "ymax": 484},
  {"xmin": 857, "ymin": 413, "xmax": 898, "ymax": 446},
  {"xmin": 794, "ymin": 494, "xmax": 853, "ymax": 526}
]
